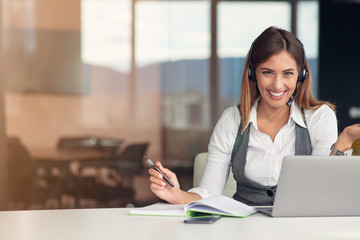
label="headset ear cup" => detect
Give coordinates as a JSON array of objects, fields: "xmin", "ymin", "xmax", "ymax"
[
  {"xmin": 248, "ymin": 66, "xmax": 256, "ymax": 81},
  {"xmin": 298, "ymin": 68, "xmax": 308, "ymax": 82},
  {"xmin": 303, "ymin": 69, "xmax": 309, "ymax": 82},
  {"xmin": 248, "ymin": 40, "xmax": 256, "ymax": 81}
]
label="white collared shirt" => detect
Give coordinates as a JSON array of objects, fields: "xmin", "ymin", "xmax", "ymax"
[{"xmin": 188, "ymin": 98, "xmax": 338, "ymax": 199}]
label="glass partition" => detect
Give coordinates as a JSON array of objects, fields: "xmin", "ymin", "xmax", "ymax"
[
  {"xmin": 1, "ymin": 0, "xmax": 318, "ymax": 210},
  {"xmin": 136, "ymin": 1, "xmax": 211, "ymax": 170},
  {"xmin": 297, "ymin": 1, "xmax": 319, "ymax": 97}
]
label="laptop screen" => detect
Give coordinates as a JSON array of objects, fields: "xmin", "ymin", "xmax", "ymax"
[{"xmin": 269, "ymin": 156, "xmax": 360, "ymax": 217}]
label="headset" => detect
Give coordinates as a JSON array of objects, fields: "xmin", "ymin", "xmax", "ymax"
[{"xmin": 248, "ymin": 36, "xmax": 309, "ymax": 106}]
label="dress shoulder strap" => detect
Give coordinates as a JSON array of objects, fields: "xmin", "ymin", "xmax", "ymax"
[{"xmin": 230, "ymin": 107, "xmax": 251, "ymax": 163}]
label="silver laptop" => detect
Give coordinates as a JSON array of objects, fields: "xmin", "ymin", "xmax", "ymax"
[{"xmin": 256, "ymin": 155, "xmax": 360, "ymax": 217}]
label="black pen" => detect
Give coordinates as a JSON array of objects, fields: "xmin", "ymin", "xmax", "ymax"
[{"xmin": 144, "ymin": 155, "xmax": 175, "ymax": 187}]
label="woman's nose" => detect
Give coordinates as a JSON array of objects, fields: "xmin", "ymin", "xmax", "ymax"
[{"xmin": 272, "ymin": 74, "xmax": 284, "ymax": 89}]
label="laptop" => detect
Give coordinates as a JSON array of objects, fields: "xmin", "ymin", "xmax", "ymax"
[{"xmin": 255, "ymin": 155, "xmax": 360, "ymax": 217}]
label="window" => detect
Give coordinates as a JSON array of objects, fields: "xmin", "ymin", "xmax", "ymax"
[
  {"xmin": 218, "ymin": 1, "xmax": 291, "ymax": 111},
  {"xmin": 135, "ymin": 1, "xmax": 211, "ymax": 165},
  {"xmin": 297, "ymin": 1, "xmax": 319, "ymax": 97}
]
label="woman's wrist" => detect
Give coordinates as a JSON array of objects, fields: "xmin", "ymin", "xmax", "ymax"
[
  {"xmin": 168, "ymin": 190, "xmax": 201, "ymax": 204},
  {"xmin": 336, "ymin": 127, "xmax": 354, "ymax": 152},
  {"xmin": 331, "ymin": 143, "xmax": 353, "ymax": 156},
  {"xmin": 334, "ymin": 141, "xmax": 352, "ymax": 152}
]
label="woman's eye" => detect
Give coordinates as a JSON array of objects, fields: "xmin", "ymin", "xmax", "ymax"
[
  {"xmin": 284, "ymin": 71, "xmax": 294, "ymax": 76},
  {"xmin": 262, "ymin": 70, "xmax": 273, "ymax": 75}
]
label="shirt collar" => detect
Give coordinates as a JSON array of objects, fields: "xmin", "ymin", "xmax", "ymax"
[
  {"xmin": 242, "ymin": 97, "xmax": 260, "ymax": 133},
  {"xmin": 241, "ymin": 97, "xmax": 307, "ymax": 133},
  {"xmin": 289, "ymin": 101, "xmax": 307, "ymax": 128}
]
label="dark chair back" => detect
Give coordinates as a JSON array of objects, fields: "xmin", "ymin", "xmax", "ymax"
[
  {"xmin": 116, "ymin": 143, "xmax": 149, "ymax": 173},
  {"xmin": 6, "ymin": 137, "xmax": 35, "ymax": 205}
]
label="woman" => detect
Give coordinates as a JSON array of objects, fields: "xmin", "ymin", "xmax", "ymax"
[{"xmin": 148, "ymin": 26, "xmax": 360, "ymax": 206}]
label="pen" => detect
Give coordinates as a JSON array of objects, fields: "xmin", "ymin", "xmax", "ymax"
[{"xmin": 144, "ymin": 155, "xmax": 175, "ymax": 187}]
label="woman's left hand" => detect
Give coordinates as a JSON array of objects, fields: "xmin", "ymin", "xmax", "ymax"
[{"xmin": 335, "ymin": 124, "xmax": 360, "ymax": 151}]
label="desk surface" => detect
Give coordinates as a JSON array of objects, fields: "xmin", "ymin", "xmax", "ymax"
[{"xmin": 0, "ymin": 208, "xmax": 360, "ymax": 240}]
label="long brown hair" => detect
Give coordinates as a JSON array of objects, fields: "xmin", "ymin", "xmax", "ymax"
[{"xmin": 239, "ymin": 26, "xmax": 335, "ymax": 132}]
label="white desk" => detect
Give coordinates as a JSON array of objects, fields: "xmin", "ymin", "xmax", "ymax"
[{"xmin": 1, "ymin": 208, "xmax": 360, "ymax": 240}]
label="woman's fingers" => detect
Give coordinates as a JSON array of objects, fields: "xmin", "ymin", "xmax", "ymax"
[
  {"xmin": 150, "ymin": 182, "xmax": 166, "ymax": 191},
  {"xmin": 155, "ymin": 162, "xmax": 177, "ymax": 181},
  {"xmin": 149, "ymin": 175, "xmax": 166, "ymax": 187},
  {"xmin": 148, "ymin": 168, "xmax": 165, "ymax": 180}
]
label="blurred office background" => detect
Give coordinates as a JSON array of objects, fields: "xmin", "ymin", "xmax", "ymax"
[{"xmin": 0, "ymin": 0, "xmax": 359, "ymax": 210}]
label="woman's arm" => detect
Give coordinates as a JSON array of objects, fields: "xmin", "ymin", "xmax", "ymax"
[
  {"xmin": 306, "ymin": 105, "xmax": 338, "ymax": 155},
  {"xmin": 306, "ymin": 105, "xmax": 360, "ymax": 155},
  {"xmin": 189, "ymin": 107, "xmax": 239, "ymax": 198},
  {"xmin": 331, "ymin": 124, "xmax": 360, "ymax": 154}
]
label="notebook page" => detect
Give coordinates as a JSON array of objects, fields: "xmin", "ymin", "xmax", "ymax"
[
  {"xmin": 129, "ymin": 203, "xmax": 187, "ymax": 217},
  {"xmin": 185, "ymin": 195, "xmax": 256, "ymax": 217}
]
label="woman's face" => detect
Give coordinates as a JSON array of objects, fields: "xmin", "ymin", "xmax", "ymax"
[{"xmin": 255, "ymin": 50, "xmax": 299, "ymax": 110}]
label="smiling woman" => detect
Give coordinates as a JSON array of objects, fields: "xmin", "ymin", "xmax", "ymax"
[{"xmin": 147, "ymin": 26, "xmax": 360, "ymax": 207}]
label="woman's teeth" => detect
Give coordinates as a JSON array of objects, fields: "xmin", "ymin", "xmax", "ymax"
[{"xmin": 269, "ymin": 91, "xmax": 285, "ymax": 97}]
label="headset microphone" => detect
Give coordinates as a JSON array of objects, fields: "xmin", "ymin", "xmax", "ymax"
[{"xmin": 286, "ymin": 79, "xmax": 305, "ymax": 106}]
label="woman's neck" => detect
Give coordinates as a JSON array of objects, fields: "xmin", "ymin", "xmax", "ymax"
[
  {"xmin": 256, "ymin": 101, "xmax": 291, "ymax": 141},
  {"xmin": 257, "ymin": 101, "xmax": 290, "ymax": 121}
]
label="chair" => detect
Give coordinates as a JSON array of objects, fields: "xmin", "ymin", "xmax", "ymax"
[
  {"xmin": 193, "ymin": 152, "xmax": 236, "ymax": 198},
  {"xmin": 352, "ymin": 139, "xmax": 360, "ymax": 155},
  {"xmin": 6, "ymin": 137, "xmax": 69, "ymax": 209},
  {"xmin": 75, "ymin": 143, "xmax": 149, "ymax": 207},
  {"xmin": 7, "ymin": 137, "xmax": 37, "ymax": 209}
]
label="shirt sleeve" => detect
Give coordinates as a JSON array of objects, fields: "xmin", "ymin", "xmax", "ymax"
[
  {"xmin": 188, "ymin": 106, "xmax": 240, "ymax": 198},
  {"xmin": 306, "ymin": 105, "xmax": 338, "ymax": 155}
]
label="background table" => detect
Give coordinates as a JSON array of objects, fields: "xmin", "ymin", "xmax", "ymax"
[{"xmin": 1, "ymin": 208, "xmax": 360, "ymax": 240}]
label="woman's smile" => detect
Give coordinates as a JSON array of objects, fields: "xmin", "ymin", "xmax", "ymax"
[{"xmin": 268, "ymin": 90, "xmax": 287, "ymax": 97}]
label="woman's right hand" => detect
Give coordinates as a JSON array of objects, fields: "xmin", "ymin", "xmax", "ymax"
[{"xmin": 148, "ymin": 161, "xmax": 182, "ymax": 204}]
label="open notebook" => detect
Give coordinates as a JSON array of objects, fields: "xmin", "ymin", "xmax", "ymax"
[{"xmin": 129, "ymin": 195, "xmax": 257, "ymax": 218}]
